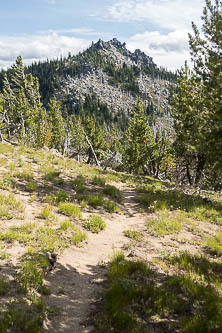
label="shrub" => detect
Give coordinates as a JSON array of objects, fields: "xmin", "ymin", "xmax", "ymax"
[{"xmin": 84, "ymin": 215, "xmax": 106, "ymax": 233}]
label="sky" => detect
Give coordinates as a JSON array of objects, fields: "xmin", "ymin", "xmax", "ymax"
[{"xmin": 0, "ymin": 0, "xmax": 205, "ymax": 71}]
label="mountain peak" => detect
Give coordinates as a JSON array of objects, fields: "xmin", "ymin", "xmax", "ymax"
[
  {"xmin": 93, "ymin": 38, "xmax": 126, "ymax": 51},
  {"xmin": 90, "ymin": 38, "xmax": 154, "ymax": 68}
]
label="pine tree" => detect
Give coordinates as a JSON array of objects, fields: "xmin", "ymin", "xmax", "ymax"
[
  {"xmin": 1, "ymin": 56, "xmax": 46, "ymax": 146},
  {"xmin": 123, "ymin": 101, "xmax": 155, "ymax": 174},
  {"xmin": 189, "ymin": 0, "xmax": 222, "ymax": 166},
  {"xmin": 47, "ymin": 98, "xmax": 66, "ymax": 152},
  {"xmin": 171, "ymin": 0, "xmax": 222, "ymax": 186}
]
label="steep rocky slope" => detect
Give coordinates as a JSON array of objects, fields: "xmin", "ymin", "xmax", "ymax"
[{"xmin": 56, "ymin": 39, "xmax": 173, "ymax": 115}]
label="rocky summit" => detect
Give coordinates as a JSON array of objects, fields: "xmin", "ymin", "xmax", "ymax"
[{"xmin": 23, "ymin": 38, "xmax": 176, "ymax": 128}]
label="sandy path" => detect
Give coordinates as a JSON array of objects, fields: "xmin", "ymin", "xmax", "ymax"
[{"xmin": 45, "ymin": 190, "xmax": 147, "ymax": 332}]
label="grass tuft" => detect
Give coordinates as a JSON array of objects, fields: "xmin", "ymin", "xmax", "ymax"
[
  {"xmin": 103, "ymin": 185, "xmax": 121, "ymax": 201},
  {"xmin": 146, "ymin": 213, "xmax": 182, "ymax": 236},
  {"xmin": 84, "ymin": 215, "xmax": 106, "ymax": 233},
  {"xmin": 58, "ymin": 202, "xmax": 82, "ymax": 218},
  {"xmin": 92, "ymin": 176, "xmax": 106, "ymax": 187},
  {"xmin": 0, "ymin": 277, "xmax": 9, "ymax": 296},
  {"xmin": 205, "ymin": 232, "xmax": 222, "ymax": 254},
  {"xmin": 124, "ymin": 230, "xmax": 142, "ymax": 241},
  {"xmin": 40, "ymin": 206, "xmax": 54, "ymax": 219},
  {"xmin": 71, "ymin": 228, "xmax": 87, "ymax": 247}
]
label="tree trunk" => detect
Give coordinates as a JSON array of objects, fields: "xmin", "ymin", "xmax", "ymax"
[
  {"xmin": 194, "ymin": 154, "xmax": 205, "ymax": 186},
  {"xmin": 186, "ymin": 163, "xmax": 193, "ymax": 185},
  {"xmin": 85, "ymin": 136, "xmax": 100, "ymax": 166}
]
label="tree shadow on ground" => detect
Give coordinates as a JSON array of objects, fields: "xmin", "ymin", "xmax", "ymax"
[{"xmin": 43, "ymin": 260, "xmax": 106, "ymax": 332}]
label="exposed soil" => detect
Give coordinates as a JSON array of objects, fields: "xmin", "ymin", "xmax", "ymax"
[{"xmin": 44, "ymin": 189, "xmax": 147, "ymax": 332}]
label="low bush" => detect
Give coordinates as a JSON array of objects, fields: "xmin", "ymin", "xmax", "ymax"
[{"xmin": 84, "ymin": 215, "xmax": 106, "ymax": 233}]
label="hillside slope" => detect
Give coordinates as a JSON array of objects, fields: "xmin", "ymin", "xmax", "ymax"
[{"xmin": 0, "ymin": 143, "xmax": 222, "ymax": 332}]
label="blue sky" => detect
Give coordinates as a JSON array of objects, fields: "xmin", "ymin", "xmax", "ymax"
[{"xmin": 0, "ymin": 0, "xmax": 204, "ymax": 70}]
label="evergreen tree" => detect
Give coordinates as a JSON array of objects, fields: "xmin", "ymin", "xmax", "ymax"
[
  {"xmin": 47, "ymin": 98, "xmax": 66, "ymax": 152},
  {"xmin": 82, "ymin": 116, "xmax": 109, "ymax": 163},
  {"xmin": 171, "ymin": 0, "xmax": 222, "ymax": 186},
  {"xmin": 1, "ymin": 56, "xmax": 46, "ymax": 146},
  {"xmin": 123, "ymin": 101, "xmax": 155, "ymax": 174}
]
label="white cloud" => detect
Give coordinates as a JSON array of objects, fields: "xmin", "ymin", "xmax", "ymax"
[
  {"xmin": 107, "ymin": 0, "xmax": 203, "ymax": 30},
  {"xmin": 0, "ymin": 33, "xmax": 91, "ymax": 69},
  {"xmin": 45, "ymin": 0, "xmax": 56, "ymax": 4},
  {"xmin": 126, "ymin": 30, "xmax": 191, "ymax": 70},
  {"xmin": 105, "ymin": 0, "xmax": 204, "ymax": 70},
  {"xmin": 40, "ymin": 28, "xmax": 98, "ymax": 36}
]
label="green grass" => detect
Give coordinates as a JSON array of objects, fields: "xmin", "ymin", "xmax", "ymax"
[
  {"xmin": 40, "ymin": 206, "xmax": 54, "ymax": 219},
  {"xmin": 188, "ymin": 206, "xmax": 222, "ymax": 225},
  {"xmin": 72, "ymin": 175, "xmax": 86, "ymax": 193},
  {"xmin": 0, "ymin": 277, "xmax": 9, "ymax": 296},
  {"xmin": 14, "ymin": 170, "xmax": 34, "ymax": 182},
  {"xmin": 0, "ymin": 193, "xmax": 24, "ymax": 219},
  {"xmin": 0, "ymin": 175, "xmax": 17, "ymax": 190},
  {"xmin": 137, "ymin": 187, "xmax": 222, "ymax": 224},
  {"xmin": 95, "ymin": 253, "xmax": 151, "ymax": 332},
  {"xmin": 0, "ymin": 143, "xmax": 15, "ymax": 155},
  {"xmin": 169, "ymin": 252, "xmax": 222, "ymax": 280},
  {"xmin": 0, "ymin": 157, "xmax": 8, "ymax": 167},
  {"xmin": 102, "ymin": 185, "xmax": 121, "ymax": 201},
  {"xmin": 80, "ymin": 199, "xmax": 88, "ymax": 208},
  {"xmin": 77, "ymin": 193, "xmax": 120, "ymax": 213},
  {"xmin": 103, "ymin": 200, "xmax": 120, "ymax": 213},
  {"xmin": 0, "ymin": 248, "xmax": 9, "ymax": 260},
  {"xmin": 92, "ymin": 176, "xmax": 106, "ymax": 187},
  {"xmin": 123, "ymin": 230, "xmax": 142, "ymax": 241},
  {"xmin": 84, "ymin": 215, "xmax": 106, "ymax": 233},
  {"xmin": 35, "ymin": 227, "xmax": 66, "ymax": 252},
  {"xmin": 26, "ymin": 181, "xmax": 38, "ymax": 192},
  {"xmin": 87, "ymin": 194, "xmax": 105, "ymax": 208},
  {"xmin": 71, "ymin": 227, "xmax": 87, "ymax": 247},
  {"xmin": 60, "ymin": 220, "xmax": 73, "ymax": 231},
  {"xmin": 44, "ymin": 170, "xmax": 61, "ymax": 181},
  {"xmin": 43, "ymin": 191, "xmax": 69, "ymax": 205},
  {"xmin": 17, "ymin": 253, "xmax": 49, "ymax": 292},
  {"xmin": 58, "ymin": 202, "xmax": 82, "ymax": 218},
  {"xmin": 0, "ymin": 299, "xmax": 48, "ymax": 332},
  {"xmin": 146, "ymin": 213, "xmax": 182, "ymax": 236},
  {"xmin": 95, "ymin": 252, "xmax": 222, "ymax": 333},
  {"xmin": 104, "ymin": 172, "xmax": 121, "ymax": 183},
  {"xmin": 205, "ymin": 232, "xmax": 222, "ymax": 254},
  {"xmin": 0, "ymin": 224, "xmax": 35, "ymax": 244}
]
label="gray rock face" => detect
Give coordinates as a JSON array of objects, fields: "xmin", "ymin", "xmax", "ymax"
[{"xmin": 55, "ymin": 38, "xmax": 175, "ymax": 124}]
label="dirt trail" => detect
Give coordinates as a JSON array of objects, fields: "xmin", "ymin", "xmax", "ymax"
[{"xmin": 45, "ymin": 189, "xmax": 147, "ymax": 333}]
